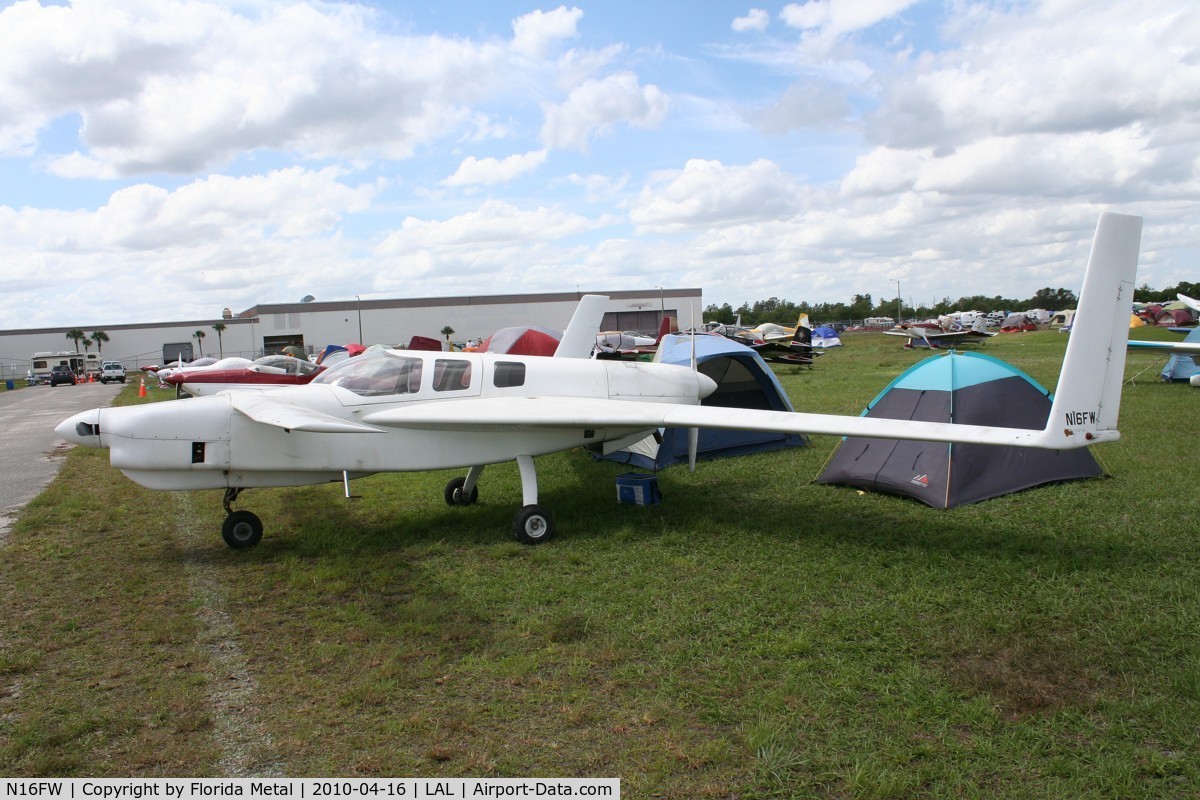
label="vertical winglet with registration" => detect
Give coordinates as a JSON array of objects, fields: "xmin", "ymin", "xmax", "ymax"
[{"xmin": 1041, "ymin": 212, "xmax": 1142, "ymax": 448}]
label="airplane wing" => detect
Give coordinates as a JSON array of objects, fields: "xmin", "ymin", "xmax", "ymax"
[
  {"xmin": 360, "ymin": 395, "xmax": 1071, "ymax": 449},
  {"xmin": 884, "ymin": 328, "xmax": 967, "ymax": 340},
  {"xmin": 758, "ymin": 347, "xmax": 822, "ymax": 364},
  {"xmin": 1128, "ymin": 340, "xmax": 1200, "ymax": 354},
  {"xmin": 1178, "ymin": 293, "xmax": 1200, "ymax": 313},
  {"xmin": 228, "ymin": 393, "xmax": 384, "ymax": 433}
]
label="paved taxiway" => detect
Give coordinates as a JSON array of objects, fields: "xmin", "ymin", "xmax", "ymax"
[{"xmin": 0, "ymin": 380, "xmax": 125, "ymax": 536}]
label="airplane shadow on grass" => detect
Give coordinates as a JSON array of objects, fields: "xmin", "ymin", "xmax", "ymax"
[{"xmin": 163, "ymin": 445, "xmax": 1158, "ymax": 580}]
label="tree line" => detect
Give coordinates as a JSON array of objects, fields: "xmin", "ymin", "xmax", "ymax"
[
  {"xmin": 64, "ymin": 322, "xmax": 231, "ymax": 359},
  {"xmin": 704, "ymin": 280, "xmax": 1200, "ymax": 327}
]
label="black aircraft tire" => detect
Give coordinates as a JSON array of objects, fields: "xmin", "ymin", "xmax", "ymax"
[
  {"xmin": 512, "ymin": 505, "xmax": 555, "ymax": 545},
  {"xmin": 444, "ymin": 476, "xmax": 479, "ymax": 506},
  {"xmin": 222, "ymin": 510, "xmax": 263, "ymax": 549}
]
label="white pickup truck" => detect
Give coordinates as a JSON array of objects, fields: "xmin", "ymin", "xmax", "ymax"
[{"xmin": 100, "ymin": 361, "xmax": 127, "ymax": 384}]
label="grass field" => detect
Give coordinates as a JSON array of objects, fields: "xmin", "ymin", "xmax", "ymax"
[{"xmin": 2, "ymin": 329, "xmax": 1198, "ymax": 797}]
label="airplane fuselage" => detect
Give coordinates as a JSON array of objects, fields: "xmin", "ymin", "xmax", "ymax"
[{"xmin": 58, "ymin": 349, "xmax": 715, "ymax": 491}]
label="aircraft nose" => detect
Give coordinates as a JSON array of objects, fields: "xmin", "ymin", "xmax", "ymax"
[
  {"xmin": 55, "ymin": 409, "xmax": 104, "ymax": 448},
  {"xmin": 697, "ymin": 372, "xmax": 718, "ymax": 399}
]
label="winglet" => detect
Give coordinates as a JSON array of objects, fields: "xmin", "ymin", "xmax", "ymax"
[
  {"xmin": 1040, "ymin": 212, "xmax": 1142, "ymax": 447},
  {"xmin": 555, "ymin": 294, "xmax": 608, "ymax": 358}
]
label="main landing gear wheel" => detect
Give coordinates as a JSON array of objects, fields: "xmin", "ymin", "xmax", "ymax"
[
  {"xmin": 512, "ymin": 504, "xmax": 555, "ymax": 545},
  {"xmin": 222, "ymin": 510, "xmax": 263, "ymax": 549},
  {"xmin": 444, "ymin": 476, "xmax": 479, "ymax": 506}
]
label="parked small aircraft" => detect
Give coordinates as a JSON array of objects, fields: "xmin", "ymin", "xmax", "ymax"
[
  {"xmin": 883, "ymin": 316, "xmax": 995, "ymax": 349},
  {"xmin": 164, "ymin": 354, "xmax": 326, "ymax": 397},
  {"xmin": 755, "ymin": 315, "xmax": 823, "ymax": 365},
  {"xmin": 595, "ymin": 316, "xmax": 674, "ymax": 359},
  {"xmin": 1176, "ymin": 293, "xmax": 1200, "ymax": 316},
  {"xmin": 57, "ymin": 214, "xmax": 1141, "ymax": 550},
  {"xmin": 707, "ymin": 318, "xmax": 768, "ymax": 352},
  {"xmin": 748, "ymin": 313, "xmax": 807, "ymax": 344}
]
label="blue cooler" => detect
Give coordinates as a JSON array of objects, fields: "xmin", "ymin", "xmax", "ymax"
[{"xmin": 615, "ymin": 473, "xmax": 661, "ymax": 506}]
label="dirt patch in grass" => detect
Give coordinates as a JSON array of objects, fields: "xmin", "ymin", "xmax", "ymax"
[{"xmin": 942, "ymin": 631, "xmax": 1104, "ymax": 720}]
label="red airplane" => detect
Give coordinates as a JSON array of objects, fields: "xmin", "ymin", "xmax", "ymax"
[{"xmin": 165, "ymin": 354, "xmax": 326, "ymax": 397}]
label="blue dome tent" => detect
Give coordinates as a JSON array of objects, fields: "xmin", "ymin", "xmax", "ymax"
[
  {"xmin": 598, "ymin": 334, "xmax": 807, "ymax": 470},
  {"xmin": 1159, "ymin": 327, "xmax": 1200, "ymax": 382},
  {"xmin": 816, "ymin": 351, "xmax": 1103, "ymax": 508}
]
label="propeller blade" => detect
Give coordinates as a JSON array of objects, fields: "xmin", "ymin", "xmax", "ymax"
[{"xmin": 690, "ymin": 303, "xmax": 697, "ymax": 373}]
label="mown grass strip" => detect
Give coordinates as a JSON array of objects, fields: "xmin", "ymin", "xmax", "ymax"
[{"xmin": 172, "ymin": 491, "xmax": 284, "ymax": 778}]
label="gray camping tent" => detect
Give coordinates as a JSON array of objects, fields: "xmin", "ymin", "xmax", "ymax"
[
  {"xmin": 816, "ymin": 351, "xmax": 1102, "ymax": 508},
  {"xmin": 599, "ymin": 334, "xmax": 806, "ymax": 470}
]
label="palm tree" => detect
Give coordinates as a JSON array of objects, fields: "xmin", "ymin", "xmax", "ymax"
[
  {"xmin": 91, "ymin": 331, "xmax": 109, "ymax": 356},
  {"xmin": 65, "ymin": 328, "xmax": 85, "ymax": 352},
  {"xmin": 81, "ymin": 337, "xmax": 92, "ymax": 352},
  {"xmin": 212, "ymin": 322, "xmax": 227, "ymax": 359},
  {"xmin": 193, "ymin": 329, "xmax": 206, "ymax": 357},
  {"xmin": 440, "ymin": 325, "xmax": 455, "ymax": 343}
]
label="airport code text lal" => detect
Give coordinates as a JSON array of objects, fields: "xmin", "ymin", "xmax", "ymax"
[{"xmin": 4, "ymin": 782, "xmax": 616, "ymax": 799}]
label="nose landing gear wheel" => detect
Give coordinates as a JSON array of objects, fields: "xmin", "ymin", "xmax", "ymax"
[
  {"xmin": 444, "ymin": 476, "xmax": 479, "ymax": 506},
  {"xmin": 222, "ymin": 510, "xmax": 263, "ymax": 549},
  {"xmin": 512, "ymin": 504, "xmax": 555, "ymax": 544}
]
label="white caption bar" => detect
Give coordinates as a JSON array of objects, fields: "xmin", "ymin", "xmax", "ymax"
[{"xmin": 1, "ymin": 779, "xmax": 620, "ymax": 799}]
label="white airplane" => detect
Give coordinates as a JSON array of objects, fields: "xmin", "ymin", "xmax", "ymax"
[
  {"xmin": 57, "ymin": 213, "xmax": 1142, "ymax": 550},
  {"xmin": 883, "ymin": 315, "xmax": 995, "ymax": 348},
  {"xmin": 1176, "ymin": 293, "xmax": 1200, "ymax": 314}
]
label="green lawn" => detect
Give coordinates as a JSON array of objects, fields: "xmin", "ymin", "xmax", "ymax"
[{"xmin": 2, "ymin": 331, "xmax": 1198, "ymax": 798}]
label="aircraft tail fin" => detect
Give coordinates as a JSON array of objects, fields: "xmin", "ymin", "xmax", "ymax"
[
  {"xmin": 555, "ymin": 294, "xmax": 609, "ymax": 359},
  {"xmin": 790, "ymin": 323, "xmax": 813, "ymax": 349},
  {"xmin": 655, "ymin": 314, "xmax": 674, "ymax": 343},
  {"xmin": 1039, "ymin": 212, "xmax": 1141, "ymax": 448}
]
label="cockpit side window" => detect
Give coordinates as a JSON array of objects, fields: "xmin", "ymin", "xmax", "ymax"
[
  {"xmin": 433, "ymin": 359, "xmax": 473, "ymax": 392},
  {"xmin": 314, "ymin": 353, "xmax": 423, "ymax": 396},
  {"xmin": 493, "ymin": 361, "xmax": 526, "ymax": 388}
]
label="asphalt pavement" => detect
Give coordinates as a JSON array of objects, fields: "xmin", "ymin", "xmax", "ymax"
[{"xmin": 0, "ymin": 379, "xmax": 126, "ymax": 537}]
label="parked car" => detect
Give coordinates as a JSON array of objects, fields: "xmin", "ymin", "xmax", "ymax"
[
  {"xmin": 49, "ymin": 365, "xmax": 77, "ymax": 386},
  {"xmin": 100, "ymin": 361, "xmax": 127, "ymax": 384}
]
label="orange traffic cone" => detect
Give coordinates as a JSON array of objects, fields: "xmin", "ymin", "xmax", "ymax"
[{"xmin": 139, "ymin": 378, "xmax": 147, "ymax": 398}]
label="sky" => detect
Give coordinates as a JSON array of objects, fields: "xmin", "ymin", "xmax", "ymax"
[{"xmin": 2, "ymin": 0, "xmax": 1199, "ymax": 329}]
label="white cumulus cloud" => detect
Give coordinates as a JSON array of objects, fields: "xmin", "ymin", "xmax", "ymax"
[
  {"xmin": 630, "ymin": 159, "xmax": 803, "ymax": 233},
  {"xmin": 540, "ymin": 72, "xmax": 669, "ymax": 152},
  {"xmin": 444, "ymin": 150, "xmax": 549, "ymax": 187},
  {"xmin": 732, "ymin": 9, "xmax": 770, "ymax": 33},
  {"xmin": 511, "ymin": 6, "xmax": 583, "ymax": 59}
]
